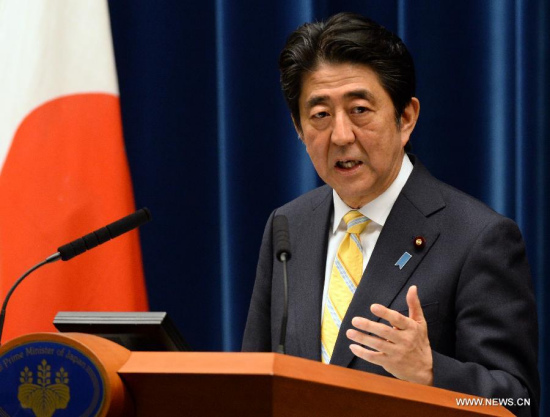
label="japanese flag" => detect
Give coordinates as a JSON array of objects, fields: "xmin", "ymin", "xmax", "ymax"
[{"xmin": 0, "ymin": 0, "xmax": 148, "ymax": 343}]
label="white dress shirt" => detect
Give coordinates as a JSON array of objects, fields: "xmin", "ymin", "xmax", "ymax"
[{"xmin": 321, "ymin": 154, "xmax": 414, "ymax": 321}]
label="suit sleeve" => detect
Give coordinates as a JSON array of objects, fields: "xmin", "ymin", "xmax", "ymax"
[
  {"xmin": 432, "ymin": 217, "xmax": 539, "ymax": 417},
  {"xmin": 242, "ymin": 210, "xmax": 275, "ymax": 352}
]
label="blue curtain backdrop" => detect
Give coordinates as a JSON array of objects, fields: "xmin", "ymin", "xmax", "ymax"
[{"xmin": 109, "ymin": 0, "xmax": 549, "ymax": 412}]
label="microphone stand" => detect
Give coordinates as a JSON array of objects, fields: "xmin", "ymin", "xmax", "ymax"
[{"xmin": 277, "ymin": 251, "xmax": 289, "ymax": 354}]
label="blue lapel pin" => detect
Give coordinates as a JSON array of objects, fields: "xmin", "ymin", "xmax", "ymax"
[{"xmin": 395, "ymin": 252, "xmax": 412, "ymax": 270}]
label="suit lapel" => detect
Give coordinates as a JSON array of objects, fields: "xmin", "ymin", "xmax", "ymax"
[
  {"xmin": 330, "ymin": 159, "xmax": 445, "ymax": 368},
  {"xmin": 290, "ymin": 186, "xmax": 333, "ymax": 361}
]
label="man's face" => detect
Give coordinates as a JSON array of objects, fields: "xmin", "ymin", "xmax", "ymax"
[{"xmin": 296, "ymin": 62, "xmax": 419, "ymax": 208}]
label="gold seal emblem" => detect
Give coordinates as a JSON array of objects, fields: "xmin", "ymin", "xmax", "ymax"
[{"xmin": 17, "ymin": 359, "xmax": 70, "ymax": 417}]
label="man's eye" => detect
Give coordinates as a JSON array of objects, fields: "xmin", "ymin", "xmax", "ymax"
[
  {"xmin": 352, "ymin": 107, "xmax": 368, "ymax": 114},
  {"xmin": 313, "ymin": 111, "xmax": 329, "ymax": 119}
]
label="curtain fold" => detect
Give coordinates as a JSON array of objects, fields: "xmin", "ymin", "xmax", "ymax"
[{"xmin": 109, "ymin": 0, "xmax": 549, "ymax": 412}]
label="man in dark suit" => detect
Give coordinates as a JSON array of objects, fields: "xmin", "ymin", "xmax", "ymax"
[{"xmin": 242, "ymin": 12, "xmax": 539, "ymax": 416}]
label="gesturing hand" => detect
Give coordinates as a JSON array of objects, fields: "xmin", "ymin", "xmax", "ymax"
[{"xmin": 346, "ymin": 285, "xmax": 433, "ymax": 385}]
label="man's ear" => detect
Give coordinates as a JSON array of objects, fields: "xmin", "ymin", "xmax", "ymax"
[
  {"xmin": 400, "ymin": 97, "xmax": 420, "ymax": 135},
  {"xmin": 291, "ymin": 114, "xmax": 304, "ymax": 141},
  {"xmin": 399, "ymin": 97, "xmax": 420, "ymax": 147}
]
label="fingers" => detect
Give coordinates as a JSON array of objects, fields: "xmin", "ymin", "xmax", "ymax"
[
  {"xmin": 347, "ymin": 327, "xmax": 398, "ymax": 356},
  {"xmin": 349, "ymin": 343, "xmax": 386, "ymax": 366},
  {"xmin": 406, "ymin": 285, "xmax": 425, "ymax": 323},
  {"xmin": 350, "ymin": 316, "xmax": 398, "ymax": 343},
  {"xmin": 347, "ymin": 313, "xmax": 409, "ymax": 356},
  {"xmin": 370, "ymin": 303, "xmax": 409, "ymax": 330},
  {"xmin": 369, "ymin": 286, "xmax": 426, "ymax": 327}
]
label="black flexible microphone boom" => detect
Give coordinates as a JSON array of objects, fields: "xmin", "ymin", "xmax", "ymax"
[
  {"xmin": 0, "ymin": 208, "xmax": 152, "ymax": 346},
  {"xmin": 273, "ymin": 215, "xmax": 291, "ymax": 354}
]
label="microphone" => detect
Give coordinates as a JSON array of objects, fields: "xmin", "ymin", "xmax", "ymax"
[
  {"xmin": 274, "ymin": 215, "xmax": 291, "ymax": 262},
  {"xmin": 57, "ymin": 207, "xmax": 151, "ymax": 261},
  {"xmin": 0, "ymin": 208, "xmax": 152, "ymax": 346},
  {"xmin": 273, "ymin": 215, "xmax": 291, "ymax": 354}
]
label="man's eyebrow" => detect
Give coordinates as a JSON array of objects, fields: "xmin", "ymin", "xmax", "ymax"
[
  {"xmin": 344, "ymin": 89, "xmax": 376, "ymax": 102},
  {"xmin": 305, "ymin": 95, "xmax": 329, "ymax": 110}
]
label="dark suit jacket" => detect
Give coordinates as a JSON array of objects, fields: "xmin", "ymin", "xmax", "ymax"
[{"xmin": 242, "ymin": 156, "xmax": 540, "ymax": 416}]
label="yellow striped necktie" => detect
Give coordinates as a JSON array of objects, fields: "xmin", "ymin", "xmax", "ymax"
[{"xmin": 321, "ymin": 210, "xmax": 370, "ymax": 364}]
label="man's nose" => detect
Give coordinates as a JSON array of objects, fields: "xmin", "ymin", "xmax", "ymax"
[{"xmin": 330, "ymin": 112, "xmax": 355, "ymax": 146}]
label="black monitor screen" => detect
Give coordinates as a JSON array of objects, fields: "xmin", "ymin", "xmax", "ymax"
[{"xmin": 53, "ymin": 311, "xmax": 190, "ymax": 352}]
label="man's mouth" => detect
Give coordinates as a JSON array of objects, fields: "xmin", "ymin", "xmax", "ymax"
[{"xmin": 335, "ymin": 160, "xmax": 363, "ymax": 169}]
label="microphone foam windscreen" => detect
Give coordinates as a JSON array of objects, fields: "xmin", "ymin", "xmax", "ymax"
[{"xmin": 273, "ymin": 215, "xmax": 291, "ymax": 261}]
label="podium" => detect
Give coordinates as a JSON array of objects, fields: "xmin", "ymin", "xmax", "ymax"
[{"xmin": 0, "ymin": 332, "xmax": 513, "ymax": 417}]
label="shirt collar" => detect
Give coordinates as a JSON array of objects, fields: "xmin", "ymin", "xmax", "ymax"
[{"xmin": 332, "ymin": 153, "xmax": 414, "ymax": 233}]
